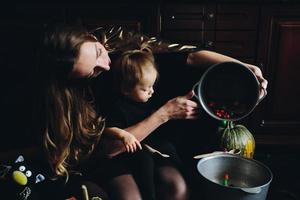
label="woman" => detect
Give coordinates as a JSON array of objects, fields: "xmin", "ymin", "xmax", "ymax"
[
  {"xmin": 34, "ymin": 24, "xmax": 194, "ymax": 200},
  {"xmin": 35, "ymin": 24, "xmax": 111, "ymax": 200},
  {"xmin": 35, "ymin": 24, "xmax": 267, "ymax": 200}
]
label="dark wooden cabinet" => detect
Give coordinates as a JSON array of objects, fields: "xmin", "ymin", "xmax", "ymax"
[
  {"xmin": 216, "ymin": 4, "xmax": 259, "ymax": 30},
  {"xmin": 215, "ymin": 4, "xmax": 259, "ymax": 64},
  {"xmin": 160, "ymin": 3, "xmax": 259, "ymax": 63},
  {"xmin": 64, "ymin": 3, "xmax": 160, "ymax": 36},
  {"xmin": 254, "ymin": 5, "xmax": 300, "ymax": 146},
  {"xmin": 215, "ymin": 30, "xmax": 257, "ymax": 60}
]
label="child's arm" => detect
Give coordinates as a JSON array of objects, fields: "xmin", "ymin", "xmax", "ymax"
[{"xmin": 104, "ymin": 127, "xmax": 142, "ymax": 153}]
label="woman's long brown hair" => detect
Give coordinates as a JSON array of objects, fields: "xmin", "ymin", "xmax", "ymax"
[{"xmin": 36, "ymin": 25, "xmax": 104, "ymax": 180}]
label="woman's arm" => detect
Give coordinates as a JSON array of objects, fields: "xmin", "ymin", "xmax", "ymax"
[
  {"xmin": 187, "ymin": 50, "xmax": 268, "ymax": 99},
  {"xmin": 103, "ymin": 91, "xmax": 198, "ymax": 157},
  {"xmin": 187, "ymin": 50, "xmax": 241, "ymax": 67}
]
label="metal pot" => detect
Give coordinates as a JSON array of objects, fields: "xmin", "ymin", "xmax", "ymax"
[
  {"xmin": 197, "ymin": 154, "xmax": 273, "ymax": 200},
  {"xmin": 192, "ymin": 62, "xmax": 261, "ymax": 121}
]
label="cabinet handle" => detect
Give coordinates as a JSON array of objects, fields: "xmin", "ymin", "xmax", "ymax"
[
  {"xmin": 171, "ymin": 15, "xmax": 175, "ymax": 20},
  {"xmin": 207, "ymin": 13, "xmax": 215, "ymax": 19},
  {"xmin": 206, "ymin": 41, "xmax": 214, "ymax": 47}
]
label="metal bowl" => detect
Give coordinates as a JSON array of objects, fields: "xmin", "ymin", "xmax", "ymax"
[{"xmin": 197, "ymin": 154, "xmax": 273, "ymax": 200}]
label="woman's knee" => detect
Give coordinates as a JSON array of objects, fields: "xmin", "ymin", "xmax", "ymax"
[
  {"xmin": 167, "ymin": 176, "xmax": 188, "ymax": 200},
  {"xmin": 157, "ymin": 166, "xmax": 188, "ymax": 200},
  {"xmin": 81, "ymin": 181, "xmax": 109, "ymax": 200},
  {"xmin": 107, "ymin": 174, "xmax": 142, "ymax": 200}
]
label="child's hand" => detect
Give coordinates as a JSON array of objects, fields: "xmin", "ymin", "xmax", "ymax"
[{"xmin": 121, "ymin": 133, "xmax": 142, "ymax": 153}]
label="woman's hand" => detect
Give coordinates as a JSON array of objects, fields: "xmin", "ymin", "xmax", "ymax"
[
  {"xmin": 121, "ymin": 131, "xmax": 142, "ymax": 153},
  {"xmin": 244, "ymin": 63, "xmax": 268, "ymax": 100},
  {"xmin": 158, "ymin": 91, "xmax": 199, "ymax": 121}
]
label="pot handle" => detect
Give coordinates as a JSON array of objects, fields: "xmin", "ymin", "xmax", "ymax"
[
  {"xmin": 256, "ymin": 87, "xmax": 267, "ymax": 105},
  {"xmin": 240, "ymin": 187, "xmax": 261, "ymax": 194},
  {"xmin": 192, "ymin": 81, "xmax": 200, "ymax": 101}
]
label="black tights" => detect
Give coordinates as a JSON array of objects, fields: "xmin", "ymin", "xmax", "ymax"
[
  {"xmin": 130, "ymin": 149, "xmax": 156, "ymax": 200},
  {"xmin": 106, "ymin": 165, "xmax": 188, "ymax": 200}
]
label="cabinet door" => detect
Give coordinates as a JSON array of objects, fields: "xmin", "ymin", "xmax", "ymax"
[
  {"xmin": 65, "ymin": 3, "xmax": 160, "ymax": 36},
  {"xmin": 215, "ymin": 31, "xmax": 256, "ymax": 58},
  {"xmin": 216, "ymin": 4, "xmax": 259, "ymax": 30},
  {"xmin": 161, "ymin": 3, "xmax": 215, "ymax": 49},
  {"xmin": 162, "ymin": 3, "xmax": 215, "ymax": 30},
  {"xmin": 255, "ymin": 5, "xmax": 300, "ymax": 146},
  {"xmin": 214, "ymin": 4, "xmax": 259, "ymax": 62}
]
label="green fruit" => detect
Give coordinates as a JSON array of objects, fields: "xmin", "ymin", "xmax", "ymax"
[{"xmin": 219, "ymin": 121, "xmax": 255, "ymax": 158}]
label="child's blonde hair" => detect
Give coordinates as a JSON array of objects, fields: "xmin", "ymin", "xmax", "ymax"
[{"xmin": 113, "ymin": 47, "xmax": 158, "ymax": 95}]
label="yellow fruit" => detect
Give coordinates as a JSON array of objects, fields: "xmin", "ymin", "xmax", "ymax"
[{"xmin": 12, "ymin": 171, "xmax": 27, "ymax": 186}]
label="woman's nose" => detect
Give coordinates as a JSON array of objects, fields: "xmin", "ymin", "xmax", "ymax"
[
  {"xmin": 105, "ymin": 50, "xmax": 111, "ymax": 65},
  {"xmin": 96, "ymin": 55, "xmax": 111, "ymax": 71},
  {"xmin": 149, "ymin": 88, "xmax": 154, "ymax": 95}
]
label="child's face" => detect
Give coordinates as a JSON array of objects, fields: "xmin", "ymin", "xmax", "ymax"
[{"xmin": 127, "ymin": 68, "xmax": 157, "ymax": 103}]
